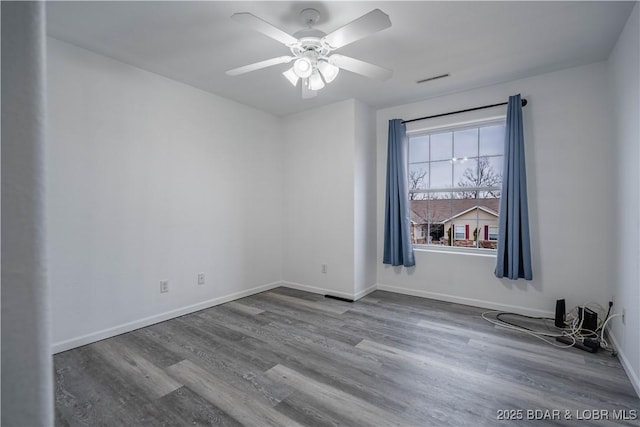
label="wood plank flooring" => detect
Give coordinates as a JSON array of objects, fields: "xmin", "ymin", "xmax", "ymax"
[{"xmin": 54, "ymin": 288, "xmax": 640, "ymax": 426}]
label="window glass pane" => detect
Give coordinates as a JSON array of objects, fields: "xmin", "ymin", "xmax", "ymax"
[
  {"xmin": 446, "ymin": 193, "xmax": 477, "ymax": 247},
  {"xmin": 430, "ymin": 132, "xmax": 452, "ymax": 161},
  {"xmin": 432, "ymin": 193, "xmax": 453, "ymax": 245},
  {"xmin": 477, "ymin": 207, "xmax": 500, "ymax": 249},
  {"xmin": 453, "ymin": 128, "xmax": 478, "ymax": 159},
  {"xmin": 482, "ymin": 156, "xmax": 503, "ymax": 181},
  {"xmin": 430, "ymin": 160, "xmax": 452, "ymax": 189},
  {"xmin": 478, "ymin": 156, "xmax": 503, "ymax": 198},
  {"xmin": 408, "ymin": 120, "xmax": 504, "ymax": 251},
  {"xmin": 408, "ymin": 163, "xmax": 429, "ymax": 191},
  {"xmin": 409, "ymin": 198, "xmax": 428, "ymax": 244},
  {"xmin": 479, "ymin": 124, "xmax": 505, "ymax": 156},
  {"xmin": 454, "ymin": 157, "xmax": 479, "ymax": 195},
  {"xmin": 409, "ymin": 193, "xmax": 454, "ymax": 245},
  {"xmin": 409, "ymin": 135, "xmax": 429, "ymax": 163}
]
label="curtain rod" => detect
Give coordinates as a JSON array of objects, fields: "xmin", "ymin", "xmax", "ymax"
[{"xmin": 402, "ymin": 98, "xmax": 528, "ymax": 124}]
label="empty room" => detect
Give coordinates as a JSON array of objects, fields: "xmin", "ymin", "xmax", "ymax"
[{"xmin": 3, "ymin": 1, "xmax": 640, "ymax": 425}]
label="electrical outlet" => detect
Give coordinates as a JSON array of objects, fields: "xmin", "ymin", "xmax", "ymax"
[
  {"xmin": 160, "ymin": 280, "xmax": 169, "ymax": 293},
  {"xmin": 321, "ymin": 264, "xmax": 327, "ymax": 274},
  {"xmin": 197, "ymin": 273, "xmax": 205, "ymax": 285},
  {"xmin": 622, "ymin": 308, "xmax": 626, "ymax": 325}
]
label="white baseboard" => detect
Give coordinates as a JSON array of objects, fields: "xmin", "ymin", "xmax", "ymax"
[
  {"xmin": 376, "ymin": 283, "xmax": 555, "ymax": 318},
  {"xmin": 281, "ymin": 280, "xmax": 355, "ymax": 300},
  {"xmin": 53, "ymin": 280, "xmax": 557, "ymax": 354},
  {"xmin": 607, "ymin": 330, "xmax": 640, "ymax": 398},
  {"xmin": 281, "ymin": 281, "xmax": 377, "ymax": 302},
  {"xmin": 51, "ymin": 281, "xmax": 281, "ymax": 354},
  {"xmin": 354, "ymin": 284, "xmax": 378, "ymax": 301},
  {"xmin": 280, "ymin": 280, "xmax": 329, "ymax": 296}
]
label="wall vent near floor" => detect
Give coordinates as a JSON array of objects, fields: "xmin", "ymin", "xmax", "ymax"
[{"xmin": 325, "ymin": 295, "xmax": 354, "ymax": 303}]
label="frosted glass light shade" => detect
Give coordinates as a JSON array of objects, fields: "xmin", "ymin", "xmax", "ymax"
[
  {"xmin": 318, "ymin": 60, "xmax": 339, "ymax": 83},
  {"xmin": 293, "ymin": 57, "xmax": 313, "ymax": 78},
  {"xmin": 308, "ymin": 70, "xmax": 325, "ymax": 90},
  {"xmin": 283, "ymin": 67, "xmax": 299, "ymax": 86}
]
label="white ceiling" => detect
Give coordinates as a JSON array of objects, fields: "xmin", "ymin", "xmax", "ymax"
[{"xmin": 46, "ymin": 1, "xmax": 635, "ymax": 116}]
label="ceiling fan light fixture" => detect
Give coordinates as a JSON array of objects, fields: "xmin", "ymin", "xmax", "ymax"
[
  {"xmin": 317, "ymin": 59, "xmax": 339, "ymax": 83},
  {"xmin": 283, "ymin": 67, "xmax": 300, "ymax": 86},
  {"xmin": 308, "ymin": 69, "xmax": 325, "ymax": 91},
  {"xmin": 293, "ymin": 57, "xmax": 313, "ymax": 78}
]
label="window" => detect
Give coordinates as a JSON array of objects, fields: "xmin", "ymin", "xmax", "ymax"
[
  {"xmin": 408, "ymin": 120, "xmax": 504, "ymax": 251},
  {"xmin": 488, "ymin": 226, "xmax": 499, "ymax": 241}
]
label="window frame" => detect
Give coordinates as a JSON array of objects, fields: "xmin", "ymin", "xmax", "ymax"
[{"xmin": 407, "ymin": 117, "xmax": 506, "ymax": 255}]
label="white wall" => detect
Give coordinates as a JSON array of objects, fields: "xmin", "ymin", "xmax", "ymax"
[
  {"xmin": 609, "ymin": 3, "xmax": 640, "ymax": 396},
  {"xmin": 281, "ymin": 98, "xmax": 377, "ymax": 299},
  {"xmin": 353, "ymin": 100, "xmax": 377, "ymax": 297},
  {"xmin": 47, "ymin": 39, "xmax": 283, "ymax": 352},
  {"xmin": 376, "ymin": 61, "xmax": 614, "ymax": 316},
  {"xmin": 281, "ymin": 100, "xmax": 356, "ymax": 297}
]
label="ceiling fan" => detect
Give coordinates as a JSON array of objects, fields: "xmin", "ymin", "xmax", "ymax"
[{"xmin": 226, "ymin": 8, "xmax": 393, "ymax": 99}]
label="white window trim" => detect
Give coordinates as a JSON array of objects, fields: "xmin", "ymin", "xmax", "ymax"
[
  {"xmin": 406, "ymin": 116, "xmax": 506, "ymax": 137},
  {"xmin": 410, "ymin": 186, "xmax": 503, "ymax": 196},
  {"xmin": 413, "ymin": 244, "xmax": 498, "ymax": 257}
]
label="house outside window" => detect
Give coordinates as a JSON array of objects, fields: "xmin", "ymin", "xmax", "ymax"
[{"xmin": 408, "ymin": 119, "xmax": 505, "ymax": 252}]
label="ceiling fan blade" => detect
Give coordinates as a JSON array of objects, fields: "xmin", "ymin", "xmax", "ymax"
[
  {"xmin": 330, "ymin": 54, "xmax": 392, "ymax": 81},
  {"xmin": 323, "ymin": 9, "xmax": 391, "ymax": 49},
  {"xmin": 231, "ymin": 12, "xmax": 299, "ymax": 46},
  {"xmin": 301, "ymin": 80, "xmax": 317, "ymax": 99},
  {"xmin": 226, "ymin": 56, "xmax": 294, "ymax": 76}
]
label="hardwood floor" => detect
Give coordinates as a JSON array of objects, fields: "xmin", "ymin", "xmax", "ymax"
[{"xmin": 54, "ymin": 288, "xmax": 640, "ymax": 426}]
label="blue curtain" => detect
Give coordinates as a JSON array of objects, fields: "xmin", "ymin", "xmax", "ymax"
[
  {"xmin": 2, "ymin": 2, "xmax": 54, "ymax": 425},
  {"xmin": 495, "ymin": 94, "xmax": 532, "ymax": 280},
  {"xmin": 383, "ymin": 119, "xmax": 415, "ymax": 267}
]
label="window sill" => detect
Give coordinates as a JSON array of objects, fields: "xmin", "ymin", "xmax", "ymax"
[{"xmin": 412, "ymin": 245, "xmax": 497, "ymax": 257}]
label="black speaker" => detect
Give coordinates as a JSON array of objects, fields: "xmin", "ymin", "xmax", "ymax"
[{"xmin": 555, "ymin": 299, "xmax": 566, "ymax": 328}]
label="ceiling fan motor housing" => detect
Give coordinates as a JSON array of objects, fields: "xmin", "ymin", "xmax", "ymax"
[
  {"xmin": 291, "ymin": 9, "xmax": 331, "ymax": 62},
  {"xmin": 290, "ymin": 37, "xmax": 330, "ymax": 57}
]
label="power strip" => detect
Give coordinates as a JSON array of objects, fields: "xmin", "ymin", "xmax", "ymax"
[{"xmin": 556, "ymin": 336, "xmax": 598, "ymax": 353}]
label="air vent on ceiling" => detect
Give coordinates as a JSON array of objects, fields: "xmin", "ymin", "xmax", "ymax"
[{"xmin": 416, "ymin": 73, "xmax": 450, "ymax": 84}]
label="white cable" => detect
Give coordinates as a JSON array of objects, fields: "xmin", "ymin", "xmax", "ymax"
[
  {"xmin": 481, "ymin": 311, "xmax": 575, "ymax": 348},
  {"xmin": 599, "ymin": 313, "xmax": 624, "ymax": 350},
  {"xmin": 564, "ymin": 303, "xmax": 611, "ymax": 340},
  {"xmin": 481, "ymin": 307, "xmax": 625, "ymax": 351}
]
